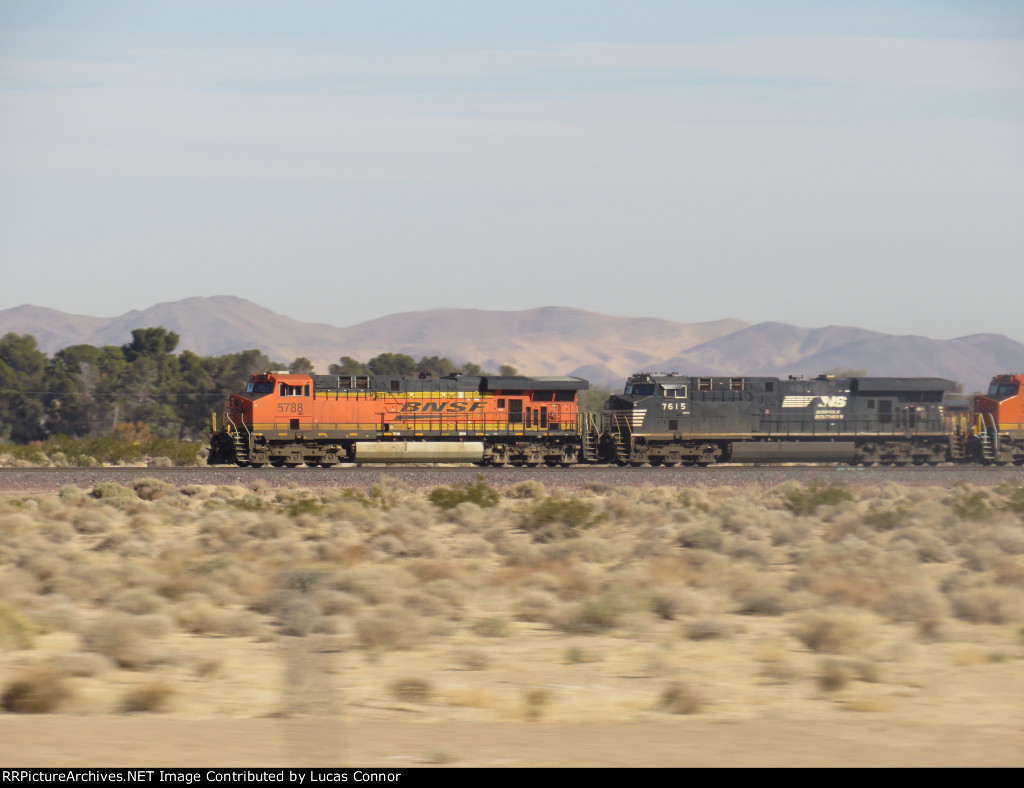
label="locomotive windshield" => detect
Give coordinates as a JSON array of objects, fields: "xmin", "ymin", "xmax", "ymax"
[
  {"xmin": 987, "ymin": 381, "xmax": 1020, "ymax": 399},
  {"xmin": 246, "ymin": 381, "xmax": 274, "ymax": 394},
  {"xmin": 625, "ymin": 383, "xmax": 656, "ymax": 396}
]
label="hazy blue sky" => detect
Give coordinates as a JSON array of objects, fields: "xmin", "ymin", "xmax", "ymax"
[{"xmin": 2, "ymin": 1, "xmax": 1022, "ymax": 340}]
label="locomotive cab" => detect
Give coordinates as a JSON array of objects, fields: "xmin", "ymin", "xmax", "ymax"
[{"xmin": 972, "ymin": 374, "xmax": 1024, "ymax": 464}]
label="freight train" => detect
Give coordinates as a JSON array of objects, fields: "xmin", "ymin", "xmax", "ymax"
[{"xmin": 207, "ymin": 369, "xmax": 1024, "ymax": 467}]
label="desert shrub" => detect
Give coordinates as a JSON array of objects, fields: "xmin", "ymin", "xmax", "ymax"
[
  {"xmin": 330, "ymin": 566, "xmax": 411, "ymax": 605},
  {"xmin": 354, "ymin": 605, "xmax": 421, "ymax": 650},
  {"xmin": 650, "ymin": 589, "xmax": 706, "ymax": 620},
  {"xmin": 817, "ymin": 659, "xmax": 850, "ymax": 692},
  {"xmin": 89, "ymin": 482, "xmax": 134, "ymax": 500},
  {"xmin": 513, "ymin": 589, "xmax": 559, "ymax": 622},
  {"xmin": 550, "ymin": 593, "xmax": 628, "ymax": 634},
  {"xmin": 523, "ymin": 688, "xmax": 552, "ymax": 721},
  {"xmin": 790, "ymin": 610, "xmax": 866, "ymax": 654},
  {"xmin": 40, "ymin": 520, "xmax": 74, "ymax": 543},
  {"xmin": 428, "ymin": 478, "xmax": 499, "ymax": 510},
  {"xmin": 470, "ymin": 616, "xmax": 510, "ymax": 638},
  {"xmin": 1, "ymin": 668, "xmax": 72, "ymax": 713},
  {"xmin": 390, "ymin": 677, "xmax": 433, "ymax": 704},
  {"xmin": 520, "ymin": 498, "xmax": 596, "ymax": 542},
  {"xmin": 453, "ymin": 648, "xmax": 491, "ymax": 671},
  {"xmin": 863, "ymin": 501, "xmax": 911, "ymax": 530},
  {"xmin": 121, "ymin": 681, "xmax": 174, "ymax": 713},
  {"xmin": 110, "ymin": 589, "xmax": 165, "ymax": 616},
  {"xmin": 876, "ymin": 586, "xmax": 947, "ymax": 628},
  {"xmin": 31, "ymin": 604, "xmax": 82, "ymax": 635},
  {"xmin": 58, "ymin": 485, "xmax": 87, "ymax": 503},
  {"xmin": 731, "ymin": 574, "xmax": 788, "ymax": 616},
  {"xmin": 759, "ymin": 659, "xmax": 801, "ymax": 685},
  {"xmin": 947, "ymin": 485, "xmax": 993, "ymax": 520},
  {"xmin": 71, "ymin": 509, "xmax": 112, "ymax": 534},
  {"xmin": 285, "ymin": 496, "xmax": 324, "ymax": 518},
  {"xmin": 998, "ymin": 484, "xmax": 1024, "ymax": 518},
  {"xmin": 0, "ymin": 601, "xmax": 36, "ymax": 650},
  {"xmin": 175, "ymin": 603, "xmax": 262, "ymax": 637},
  {"xmin": 81, "ymin": 614, "xmax": 159, "ymax": 669},
  {"xmin": 132, "ymin": 478, "xmax": 175, "ymax": 501},
  {"xmin": 659, "ymin": 681, "xmax": 704, "ymax": 714},
  {"xmin": 228, "ymin": 494, "xmax": 268, "ymax": 513},
  {"xmin": 950, "ymin": 587, "xmax": 1024, "ymax": 624},
  {"xmin": 316, "ymin": 590, "xmax": 362, "ymax": 616},
  {"xmin": 280, "ymin": 568, "xmax": 328, "ymax": 595},
  {"xmin": 780, "ymin": 480, "xmax": 854, "ymax": 516},
  {"xmin": 504, "ymin": 480, "xmax": 548, "ymax": 499},
  {"xmin": 683, "ymin": 618, "xmax": 734, "ymax": 641},
  {"xmin": 49, "ymin": 652, "xmax": 113, "ymax": 677},
  {"xmin": 276, "ymin": 597, "xmax": 320, "ymax": 637},
  {"xmin": 676, "ymin": 522, "xmax": 725, "ymax": 551}
]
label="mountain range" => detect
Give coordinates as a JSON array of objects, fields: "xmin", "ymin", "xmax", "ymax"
[{"xmin": 3, "ymin": 296, "xmax": 1022, "ymax": 394}]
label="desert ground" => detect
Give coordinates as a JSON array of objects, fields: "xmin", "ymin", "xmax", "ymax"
[{"xmin": 1, "ymin": 471, "xmax": 1023, "ymax": 767}]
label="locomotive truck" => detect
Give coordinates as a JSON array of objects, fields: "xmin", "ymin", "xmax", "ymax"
[{"xmin": 208, "ymin": 369, "xmax": 1024, "ymax": 467}]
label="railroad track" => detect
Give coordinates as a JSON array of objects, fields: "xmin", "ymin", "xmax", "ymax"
[{"xmin": 2, "ymin": 463, "xmax": 1022, "ymax": 493}]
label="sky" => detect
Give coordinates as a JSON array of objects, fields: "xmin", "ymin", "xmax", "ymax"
[{"xmin": 1, "ymin": 1, "xmax": 1023, "ymax": 340}]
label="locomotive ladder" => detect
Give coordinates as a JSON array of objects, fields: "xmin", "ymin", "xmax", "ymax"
[
  {"xmin": 610, "ymin": 412, "xmax": 632, "ymax": 463},
  {"xmin": 579, "ymin": 412, "xmax": 600, "ymax": 463},
  {"xmin": 225, "ymin": 412, "xmax": 251, "ymax": 464},
  {"xmin": 979, "ymin": 411, "xmax": 999, "ymax": 462}
]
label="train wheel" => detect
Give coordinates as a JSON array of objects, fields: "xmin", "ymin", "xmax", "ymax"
[
  {"xmin": 284, "ymin": 462, "xmax": 302, "ymax": 468},
  {"xmin": 662, "ymin": 461, "xmax": 678, "ymax": 467},
  {"xmin": 270, "ymin": 460, "xmax": 285, "ymax": 468}
]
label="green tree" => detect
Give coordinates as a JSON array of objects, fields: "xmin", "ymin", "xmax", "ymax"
[
  {"xmin": 415, "ymin": 355, "xmax": 458, "ymax": 377},
  {"xmin": 368, "ymin": 353, "xmax": 416, "ymax": 376},
  {"xmin": 328, "ymin": 356, "xmax": 369, "ymax": 375},
  {"xmin": 122, "ymin": 327, "xmax": 180, "ymax": 362},
  {"xmin": 289, "ymin": 357, "xmax": 315, "ymax": 374},
  {"xmin": 0, "ymin": 333, "xmax": 49, "ymax": 442}
]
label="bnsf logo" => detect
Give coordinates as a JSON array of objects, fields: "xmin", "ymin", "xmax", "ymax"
[
  {"xmin": 781, "ymin": 395, "xmax": 847, "ymax": 408},
  {"xmin": 399, "ymin": 401, "xmax": 487, "ymax": 414}
]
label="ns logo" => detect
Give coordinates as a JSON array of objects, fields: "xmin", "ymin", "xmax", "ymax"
[{"xmin": 781, "ymin": 395, "xmax": 848, "ymax": 408}]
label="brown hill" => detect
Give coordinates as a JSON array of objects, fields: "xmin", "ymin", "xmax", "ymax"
[{"xmin": 1, "ymin": 297, "xmax": 1020, "ymax": 394}]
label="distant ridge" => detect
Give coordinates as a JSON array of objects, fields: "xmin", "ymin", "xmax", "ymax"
[{"xmin": 2, "ymin": 297, "xmax": 1022, "ymax": 394}]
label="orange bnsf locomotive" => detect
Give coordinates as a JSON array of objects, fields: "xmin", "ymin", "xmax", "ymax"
[
  {"xmin": 207, "ymin": 370, "xmax": 595, "ymax": 467},
  {"xmin": 208, "ymin": 368, "xmax": 1024, "ymax": 467}
]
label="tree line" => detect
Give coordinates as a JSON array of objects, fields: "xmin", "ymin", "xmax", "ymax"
[{"xmin": 0, "ymin": 328, "xmax": 590, "ymax": 444}]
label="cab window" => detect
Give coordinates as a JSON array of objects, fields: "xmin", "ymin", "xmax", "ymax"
[{"xmin": 988, "ymin": 382, "xmax": 1020, "ymax": 400}]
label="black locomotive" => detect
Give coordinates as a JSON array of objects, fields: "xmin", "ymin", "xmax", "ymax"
[{"xmin": 600, "ymin": 372, "xmax": 971, "ymax": 466}]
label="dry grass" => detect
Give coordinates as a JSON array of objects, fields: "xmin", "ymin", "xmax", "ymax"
[{"xmin": 0, "ymin": 477, "xmax": 1022, "ymax": 733}]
